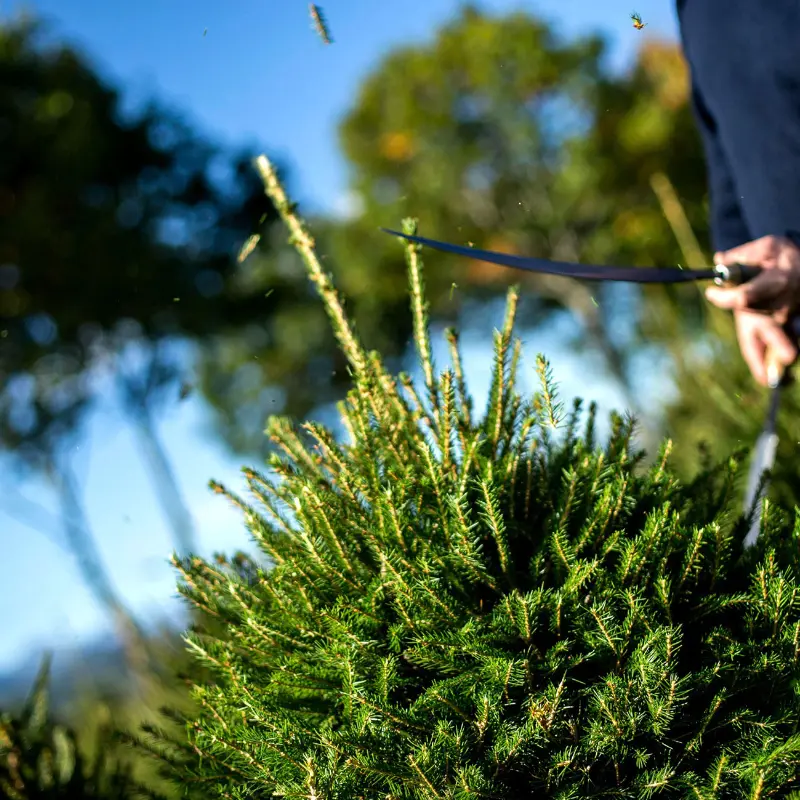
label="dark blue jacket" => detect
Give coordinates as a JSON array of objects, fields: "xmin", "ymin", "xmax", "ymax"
[{"xmin": 677, "ymin": 0, "xmax": 800, "ymax": 252}]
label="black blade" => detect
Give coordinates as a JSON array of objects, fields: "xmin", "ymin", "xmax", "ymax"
[{"xmin": 383, "ymin": 229, "xmax": 718, "ymax": 284}]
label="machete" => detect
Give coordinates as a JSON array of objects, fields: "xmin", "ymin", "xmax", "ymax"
[{"xmin": 381, "ymin": 228, "xmax": 762, "ymax": 286}]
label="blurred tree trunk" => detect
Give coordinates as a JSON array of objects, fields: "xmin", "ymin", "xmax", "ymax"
[
  {"xmin": 129, "ymin": 403, "xmax": 197, "ymax": 559},
  {"xmin": 116, "ymin": 345, "xmax": 198, "ymax": 559},
  {"xmin": 45, "ymin": 455, "xmax": 153, "ymax": 683}
]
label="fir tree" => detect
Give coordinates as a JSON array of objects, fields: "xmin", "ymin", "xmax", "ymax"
[{"xmin": 143, "ymin": 155, "xmax": 800, "ymax": 799}]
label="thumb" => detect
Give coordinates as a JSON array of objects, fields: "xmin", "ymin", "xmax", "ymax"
[
  {"xmin": 705, "ymin": 284, "xmax": 746, "ymax": 309},
  {"xmin": 707, "ymin": 271, "xmax": 783, "ymax": 309}
]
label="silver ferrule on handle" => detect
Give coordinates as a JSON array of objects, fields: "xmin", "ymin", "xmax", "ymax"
[
  {"xmin": 713, "ymin": 263, "xmax": 733, "ymax": 285},
  {"xmin": 713, "ymin": 262, "xmax": 763, "ymax": 286}
]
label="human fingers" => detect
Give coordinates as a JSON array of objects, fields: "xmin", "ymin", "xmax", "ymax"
[
  {"xmin": 759, "ymin": 317, "xmax": 798, "ymax": 365},
  {"xmin": 735, "ymin": 313, "xmax": 769, "ymax": 385},
  {"xmin": 713, "ymin": 235, "xmax": 785, "ymax": 268},
  {"xmin": 705, "ymin": 269, "xmax": 789, "ymax": 310},
  {"xmin": 735, "ymin": 313, "xmax": 797, "ymax": 386}
]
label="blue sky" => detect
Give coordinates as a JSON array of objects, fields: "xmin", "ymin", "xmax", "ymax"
[{"xmin": 0, "ymin": 0, "xmax": 681, "ymax": 674}]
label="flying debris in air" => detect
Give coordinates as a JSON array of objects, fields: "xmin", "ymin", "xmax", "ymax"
[
  {"xmin": 309, "ymin": 4, "xmax": 333, "ymax": 44},
  {"xmin": 237, "ymin": 233, "xmax": 261, "ymax": 264},
  {"xmin": 630, "ymin": 11, "xmax": 647, "ymax": 30}
]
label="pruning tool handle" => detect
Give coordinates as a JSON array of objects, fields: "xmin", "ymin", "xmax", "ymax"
[{"xmin": 712, "ymin": 262, "xmax": 763, "ymax": 286}]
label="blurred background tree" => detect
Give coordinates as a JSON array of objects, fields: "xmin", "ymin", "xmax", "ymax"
[{"xmin": 0, "ymin": 16, "xmax": 280, "ymax": 668}]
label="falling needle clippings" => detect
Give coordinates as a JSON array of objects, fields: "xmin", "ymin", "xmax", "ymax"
[
  {"xmin": 237, "ymin": 233, "xmax": 261, "ymax": 264},
  {"xmin": 309, "ymin": 4, "xmax": 333, "ymax": 44}
]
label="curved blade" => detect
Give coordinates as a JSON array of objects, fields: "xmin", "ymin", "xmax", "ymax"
[{"xmin": 383, "ymin": 229, "xmax": 718, "ymax": 284}]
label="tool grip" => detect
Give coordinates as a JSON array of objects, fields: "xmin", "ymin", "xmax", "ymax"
[{"xmin": 713, "ymin": 262, "xmax": 763, "ymax": 286}]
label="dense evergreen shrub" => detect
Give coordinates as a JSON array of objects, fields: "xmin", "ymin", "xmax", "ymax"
[{"xmin": 145, "ymin": 157, "xmax": 800, "ymax": 799}]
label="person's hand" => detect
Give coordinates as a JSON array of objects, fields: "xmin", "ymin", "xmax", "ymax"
[
  {"xmin": 732, "ymin": 310, "xmax": 798, "ymax": 387},
  {"xmin": 703, "ymin": 235, "xmax": 800, "ymax": 385},
  {"xmin": 704, "ymin": 235, "xmax": 800, "ymax": 321}
]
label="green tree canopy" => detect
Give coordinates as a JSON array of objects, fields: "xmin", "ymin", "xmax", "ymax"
[
  {"xmin": 0, "ymin": 18, "xmax": 285, "ymax": 471},
  {"xmin": 0, "ymin": 20, "xmax": 278, "ymax": 368}
]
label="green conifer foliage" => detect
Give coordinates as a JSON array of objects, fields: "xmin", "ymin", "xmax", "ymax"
[
  {"xmin": 0, "ymin": 657, "xmax": 151, "ymax": 800},
  {"xmin": 151, "ymin": 155, "xmax": 800, "ymax": 799}
]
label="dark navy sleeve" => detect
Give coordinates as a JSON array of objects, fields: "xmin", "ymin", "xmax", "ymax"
[
  {"xmin": 677, "ymin": 0, "xmax": 800, "ymax": 253},
  {"xmin": 687, "ymin": 80, "xmax": 752, "ymax": 253}
]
